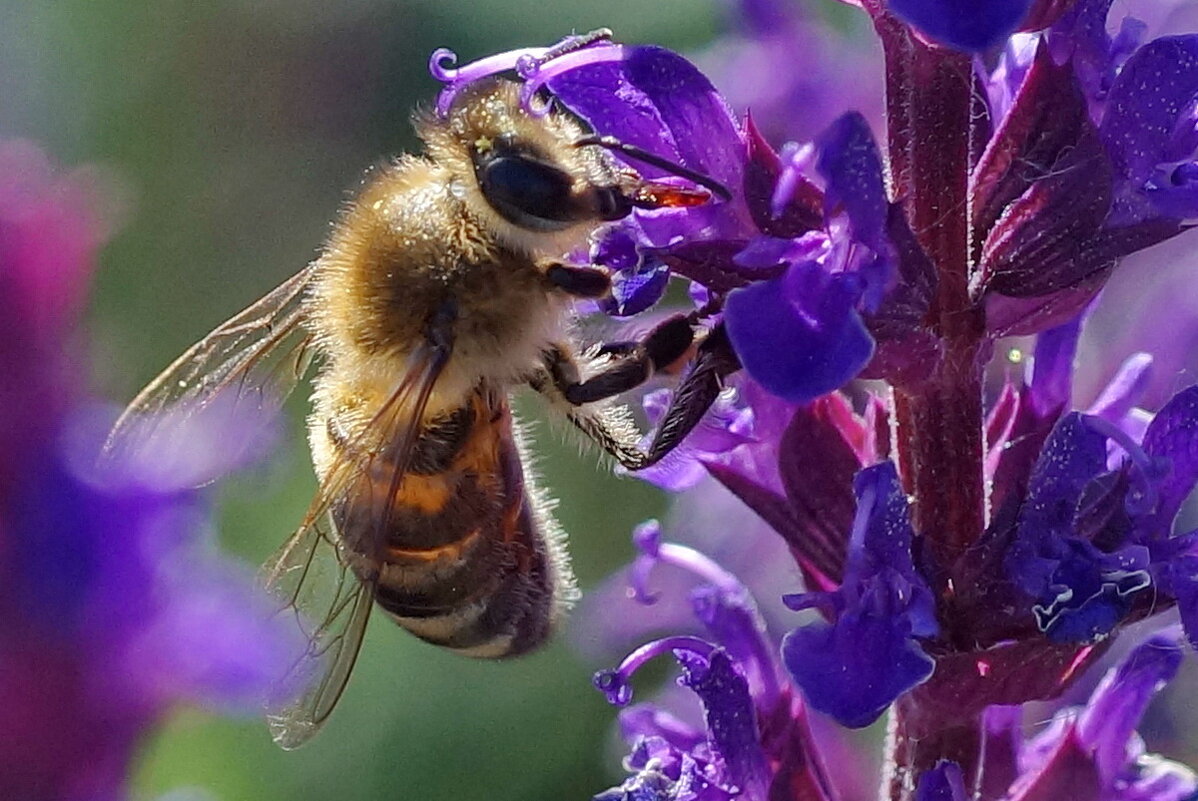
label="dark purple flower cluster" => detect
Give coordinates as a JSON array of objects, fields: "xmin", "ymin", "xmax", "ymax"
[
  {"xmin": 429, "ymin": 1, "xmax": 1198, "ymax": 798},
  {"xmin": 0, "ymin": 141, "xmax": 298, "ymax": 801}
]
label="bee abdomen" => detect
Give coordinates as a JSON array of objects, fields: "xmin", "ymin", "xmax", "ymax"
[
  {"xmin": 375, "ymin": 508, "xmax": 557, "ymax": 658},
  {"xmin": 335, "ymin": 387, "xmax": 568, "ymax": 659}
]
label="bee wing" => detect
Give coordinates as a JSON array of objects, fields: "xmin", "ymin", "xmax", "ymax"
[
  {"xmin": 103, "ymin": 265, "xmax": 317, "ymax": 478},
  {"xmin": 262, "ymin": 339, "xmax": 451, "ymax": 749},
  {"xmin": 260, "ymin": 512, "xmax": 373, "ymax": 750}
]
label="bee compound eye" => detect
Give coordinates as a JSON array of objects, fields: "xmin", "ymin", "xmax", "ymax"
[{"xmin": 478, "ymin": 154, "xmax": 582, "ymax": 231}]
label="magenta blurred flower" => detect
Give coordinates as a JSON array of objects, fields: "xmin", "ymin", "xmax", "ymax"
[{"xmin": 0, "ymin": 141, "xmax": 299, "ymax": 801}]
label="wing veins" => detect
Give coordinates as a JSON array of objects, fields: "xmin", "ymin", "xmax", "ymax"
[{"xmin": 263, "ymin": 330, "xmax": 454, "ymax": 749}]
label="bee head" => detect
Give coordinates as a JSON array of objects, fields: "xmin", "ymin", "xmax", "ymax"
[{"xmin": 415, "ymin": 78, "xmax": 728, "ymax": 254}]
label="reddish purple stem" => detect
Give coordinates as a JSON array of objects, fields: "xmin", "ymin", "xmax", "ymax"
[{"xmin": 866, "ymin": 4, "xmax": 989, "ymax": 798}]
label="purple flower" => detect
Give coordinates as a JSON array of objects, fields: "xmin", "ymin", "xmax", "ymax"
[
  {"xmin": 1002, "ymin": 383, "xmax": 1198, "ymax": 646},
  {"xmin": 0, "ymin": 141, "xmax": 299, "ymax": 800},
  {"xmin": 592, "ymin": 527, "xmax": 843, "ymax": 801},
  {"xmin": 781, "ymin": 462, "xmax": 938, "ymax": 728},
  {"xmin": 996, "ymin": 629, "xmax": 1195, "ymax": 801},
  {"xmin": 431, "ymin": 13, "xmax": 1198, "ymax": 800},
  {"xmin": 887, "ymin": 0, "xmax": 1034, "ymax": 52},
  {"xmin": 918, "ymin": 632, "xmax": 1195, "ymax": 801}
]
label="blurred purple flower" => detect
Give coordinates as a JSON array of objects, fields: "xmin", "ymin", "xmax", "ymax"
[
  {"xmin": 0, "ymin": 141, "xmax": 299, "ymax": 801},
  {"xmin": 694, "ymin": 0, "xmax": 884, "ymax": 144}
]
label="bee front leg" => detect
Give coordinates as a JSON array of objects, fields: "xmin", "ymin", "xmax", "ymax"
[
  {"xmin": 539, "ymin": 259, "xmax": 611, "ymax": 299},
  {"xmin": 535, "ymin": 320, "xmax": 740, "ymax": 470},
  {"xmin": 554, "ymin": 314, "xmax": 696, "ymax": 405}
]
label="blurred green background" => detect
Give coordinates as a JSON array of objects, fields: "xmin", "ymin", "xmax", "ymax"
[
  {"xmin": 3, "ymin": 1, "xmax": 724, "ymax": 799},
  {"xmin": 12, "ymin": 1, "xmax": 1198, "ymax": 798}
]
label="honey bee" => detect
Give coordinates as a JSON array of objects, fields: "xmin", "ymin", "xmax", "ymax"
[{"xmin": 106, "ymin": 31, "xmax": 739, "ymax": 749}]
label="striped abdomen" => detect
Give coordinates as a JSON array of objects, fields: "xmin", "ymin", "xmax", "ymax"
[{"xmin": 331, "ymin": 387, "xmax": 573, "ymax": 658}]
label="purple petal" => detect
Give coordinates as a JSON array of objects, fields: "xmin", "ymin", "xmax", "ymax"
[
  {"xmin": 1102, "ymin": 36, "xmax": 1198, "ymax": 224},
  {"xmin": 1047, "ymin": 0, "xmax": 1141, "ymax": 114},
  {"xmin": 619, "ymin": 528, "xmax": 781, "ymax": 707},
  {"xmin": 724, "ymin": 261, "xmax": 874, "ymax": 403},
  {"xmin": 631, "ymin": 388, "xmax": 753, "ymax": 492},
  {"xmin": 1161, "ymin": 552, "xmax": 1198, "ymax": 649},
  {"xmin": 1144, "ymin": 179, "xmax": 1198, "ymax": 220},
  {"xmin": 689, "ymin": 585, "xmax": 780, "ymax": 709},
  {"xmin": 605, "ymin": 259, "xmax": 671, "ymax": 317},
  {"xmin": 735, "ymin": 231, "xmax": 829, "ymax": 270},
  {"xmin": 781, "ymin": 462, "xmax": 937, "ymax": 728},
  {"xmin": 1008, "ymin": 413, "xmax": 1109, "ymax": 593},
  {"xmin": 618, "ymin": 705, "xmax": 705, "ymax": 754},
  {"xmin": 980, "ymin": 706, "xmax": 1023, "ymax": 799},
  {"xmin": 677, "ymin": 649, "xmax": 771, "ymax": 797},
  {"xmin": 915, "ymin": 761, "xmax": 967, "ymax": 801},
  {"xmin": 545, "ymin": 45, "xmax": 759, "ymax": 254},
  {"xmin": 1030, "ymin": 541, "xmax": 1150, "ymax": 642},
  {"xmin": 815, "ymin": 112, "xmax": 891, "ymax": 305},
  {"xmin": 1121, "ymin": 757, "xmax": 1198, "ymax": 801},
  {"xmin": 1009, "ymin": 728, "xmax": 1102, "ymax": 801},
  {"xmin": 781, "ymin": 594, "xmax": 936, "ymax": 728},
  {"xmin": 888, "ymin": 0, "xmax": 1033, "ymax": 52},
  {"xmin": 1005, "ymin": 411, "xmax": 1160, "ymax": 642},
  {"xmin": 743, "ymin": 116, "xmax": 823, "ymax": 238},
  {"xmin": 545, "ymin": 46, "xmax": 744, "ymax": 193},
  {"xmin": 1087, "ymin": 352, "xmax": 1153, "ymax": 424},
  {"xmin": 846, "ymin": 463, "xmax": 938, "ymax": 635},
  {"xmin": 1077, "ymin": 628, "xmax": 1184, "ymax": 782},
  {"xmin": 592, "ymin": 225, "xmax": 639, "ymax": 271},
  {"xmin": 1028, "ymin": 313, "xmax": 1083, "ymax": 418},
  {"xmin": 1139, "ymin": 385, "xmax": 1198, "ymax": 537}
]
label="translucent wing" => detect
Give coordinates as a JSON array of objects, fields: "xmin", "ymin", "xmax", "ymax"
[
  {"xmin": 262, "ymin": 338, "xmax": 451, "ymax": 749},
  {"xmin": 103, "ymin": 265, "xmax": 317, "ymax": 481}
]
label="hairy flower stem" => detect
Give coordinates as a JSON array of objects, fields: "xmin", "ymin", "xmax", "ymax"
[
  {"xmin": 884, "ymin": 700, "xmax": 984, "ymax": 801},
  {"xmin": 874, "ymin": 11, "xmax": 987, "ymax": 800}
]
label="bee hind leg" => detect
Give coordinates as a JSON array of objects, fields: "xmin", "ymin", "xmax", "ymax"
[{"xmin": 536, "ymin": 320, "xmax": 740, "ymax": 470}]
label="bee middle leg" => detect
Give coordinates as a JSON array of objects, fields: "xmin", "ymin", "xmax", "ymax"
[{"xmin": 534, "ymin": 318, "xmax": 740, "ymax": 470}]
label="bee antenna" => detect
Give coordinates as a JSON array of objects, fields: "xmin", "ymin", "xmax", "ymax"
[{"xmin": 574, "ymin": 135, "xmax": 732, "ymax": 202}]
